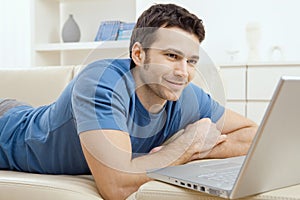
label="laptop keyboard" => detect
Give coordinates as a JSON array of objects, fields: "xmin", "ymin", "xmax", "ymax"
[{"xmin": 197, "ymin": 168, "xmax": 240, "ymax": 185}]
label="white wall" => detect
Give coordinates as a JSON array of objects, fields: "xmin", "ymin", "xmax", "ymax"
[
  {"xmin": 0, "ymin": 0, "xmax": 31, "ymax": 67},
  {"xmin": 136, "ymin": 0, "xmax": 300, "ymax": 65}
]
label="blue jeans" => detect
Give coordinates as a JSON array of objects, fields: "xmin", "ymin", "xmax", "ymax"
[{"xmin": 0, "ymin": 99, "xmax": 30, "ymax": 117}]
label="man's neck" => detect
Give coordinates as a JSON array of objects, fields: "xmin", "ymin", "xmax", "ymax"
[
  {"xmin": 135, "ymin": 86, "xmax": 166, "ymax": 114},
  {"xmin": 132, "ymin": 69, "xmax": 166, "ymax": 114}
]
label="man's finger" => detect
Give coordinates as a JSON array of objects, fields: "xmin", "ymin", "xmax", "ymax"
[{"xmin": 216, "ymin": 135, "xmax": 227, "ymax": 145}]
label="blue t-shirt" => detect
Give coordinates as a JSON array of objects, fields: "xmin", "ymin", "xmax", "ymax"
[{"xmin": 0, "ymin": 59, "xmax": 224, "ymax": 174}]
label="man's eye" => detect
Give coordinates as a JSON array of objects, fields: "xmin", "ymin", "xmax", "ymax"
[
  {"xmin": 187, "ymin": 59, "xmax": 198, "ymax": 65},
  {"xmin": 166, "ymin": 53, "xmax": 178, "ymax": 59}
]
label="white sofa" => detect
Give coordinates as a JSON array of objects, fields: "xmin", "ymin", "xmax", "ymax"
[{"xmin": 0, "ymin": 66, "xmax": 300, "ymax": 200}]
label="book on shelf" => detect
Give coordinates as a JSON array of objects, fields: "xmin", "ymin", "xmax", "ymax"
[
  {"xmin": 94, "ymin": 21, "xmax": 135, "ymax": 41},
  {"xmin": 94, "ymin": 21, "xmax": 121, "ymax": 41},
  {"xmin": 117, "ymin": 22, "xmax": 136, "ymax": 40}
]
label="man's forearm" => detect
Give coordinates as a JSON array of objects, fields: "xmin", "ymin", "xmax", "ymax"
[
  {"xmin": 85, "ymin": 130, "xmax": 197, "ymax": 200},
  {"xmin": 132, "ymin": 136, "xmax": 194, "ymax": 169},
  {"xmin": 204, "ymin": 126, "xmax": 257, "ymax": 158},
  {"xmin": 114, "ymin": 140, "xmax": 195, "ymax": 199}
]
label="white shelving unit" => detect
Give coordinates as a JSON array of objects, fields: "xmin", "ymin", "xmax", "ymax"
[{"xmin": 32, "ymin": 0, "xmax": 136, "ymax": 66}]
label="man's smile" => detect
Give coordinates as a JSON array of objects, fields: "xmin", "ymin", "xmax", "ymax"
[{"xmin": 164, "ymin": 79, "xmax": 187, "ymax": 90}]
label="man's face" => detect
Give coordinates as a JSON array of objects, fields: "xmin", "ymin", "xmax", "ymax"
[{"xmin": 138, "ymin": 27, "xmax": 200, "ymax": 101}]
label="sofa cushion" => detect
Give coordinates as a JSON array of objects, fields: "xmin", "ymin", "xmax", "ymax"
[{"xmin": 0, "ymin": 170, "xmax": 103, "ymax": 200}]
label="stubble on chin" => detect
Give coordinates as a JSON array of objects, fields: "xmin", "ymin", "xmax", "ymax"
[{"xmin": 159, "ymin": 84, "xmax": 184, "ymax": 101}]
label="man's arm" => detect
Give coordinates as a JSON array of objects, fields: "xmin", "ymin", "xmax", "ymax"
[
  {"xmin": 205, "ymin": 108, "xmax": 258, "ymax": 158},
  {"xmin": 79, "ymin": 118, "xmax": 222, "ymax": 200}
]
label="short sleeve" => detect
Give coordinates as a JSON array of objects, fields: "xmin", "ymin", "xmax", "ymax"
[
  {"xmin": 179, "ymin": 83, "xmax": 225, "ymax": 127},
  {"xmin": 71, "ymin": 60, "xmax": 131, "ymax": 134}
]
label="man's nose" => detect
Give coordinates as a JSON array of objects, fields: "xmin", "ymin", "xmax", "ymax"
[{"xmin": 174, "ymin": 59, "xmax": 189, "ymax": 77}]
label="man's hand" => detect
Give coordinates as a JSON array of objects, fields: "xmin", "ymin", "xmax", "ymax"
[
  {"xmin": 203, "ymin": 109, "xmax": 258, "ymax": 158},
  {"xmin": 149, "ymin": 118, "xmax": 227, "ymax": 160},
  {"xmin": 184, "ymin": 119, "xmax": 227, "ymax": 159}
]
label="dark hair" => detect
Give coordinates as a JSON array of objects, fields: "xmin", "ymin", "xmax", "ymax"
[{"xmin": 129, "ymin": 4, "xmax": 205, "ymax": 68}]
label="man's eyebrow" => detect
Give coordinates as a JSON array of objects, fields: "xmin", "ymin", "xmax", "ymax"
[{"xmin": 162, "ymin": 48, "xmax": 199, "ymax": 59}]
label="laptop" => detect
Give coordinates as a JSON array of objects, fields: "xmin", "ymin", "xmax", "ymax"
[{"xmin": 147, "ymin": 76, "xmax": 300, "ymax": 199}]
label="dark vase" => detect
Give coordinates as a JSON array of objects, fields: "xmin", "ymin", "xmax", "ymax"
[{"xmin": 62, "ymin": 14, "xmax": 81, "ymax": 43}]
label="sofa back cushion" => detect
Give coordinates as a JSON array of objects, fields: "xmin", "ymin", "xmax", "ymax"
[{"xmin": 0, "ymin": 66, "xmax": 74, "ymax": 107}]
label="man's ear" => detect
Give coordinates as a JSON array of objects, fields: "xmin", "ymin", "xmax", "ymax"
[{"xmin": 131, "ymin": 42, "xmax": 145, "ymax": 67}]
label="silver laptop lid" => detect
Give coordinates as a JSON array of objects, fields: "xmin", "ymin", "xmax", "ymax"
[{"xmin": 231, "ymin": 76, "xmax": 300, "ymax": 198}]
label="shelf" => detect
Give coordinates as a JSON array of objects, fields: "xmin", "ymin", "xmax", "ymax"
[
  {"xmin": 33, "ymin": 0, "xmax": 136, "ymax": 66},
  {"xmin": 35, "ymin": 40, "xmax": 130, "ymax": 52},
  {"xmin": 55, "ymin": 0, "xmax": 99, "ymax": 2}
]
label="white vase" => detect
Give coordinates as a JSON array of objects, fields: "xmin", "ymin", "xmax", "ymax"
[
  {"xmin": 246, "ymin": 22, "xmax": 261, "ymax": 62},
  {"xmin": 62, "ymin": 14, "xmax": 81, "ymax": 43}
]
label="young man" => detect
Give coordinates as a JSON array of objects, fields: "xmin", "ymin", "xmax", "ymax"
[{"xmin": 0, "ymin": 3, "xmax": 257, "ymax": 200}]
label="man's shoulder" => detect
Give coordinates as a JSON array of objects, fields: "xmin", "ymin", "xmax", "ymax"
[
  {"xmin": 178, "ymin": 83, "xmax": 208, "ymax": 109},
  {"xmin": 181, "ymin": 83, "xmax": 205, "ymax": 98},
  {"xmin": 83, "ymin": 58, "xmax": 131, "ymax": 75},
  {"xmin": 74, "ymin": 58, "xmax": 132, "ymax": 86},
  {"xmin": 72, "ymin": 58, "xmax": 134, "ymax": 96}
]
